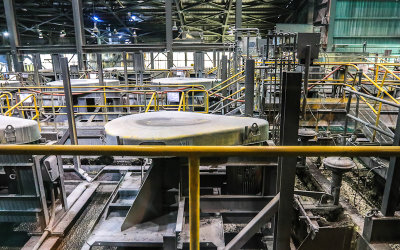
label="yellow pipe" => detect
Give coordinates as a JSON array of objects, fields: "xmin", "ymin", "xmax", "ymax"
[
  {"xmin": 189, "ymin": 156, "xmax": 200, "ymax": 250},
  {"xmin": 1, "ymin": 145, "xmax": 400, "ymax": 157},
  {"xmin": 145, "ymin": 93, "xmax": 156, "ymax": 113}
]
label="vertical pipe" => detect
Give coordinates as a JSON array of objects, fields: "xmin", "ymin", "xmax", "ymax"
[
  {"xmin": 245, "ymin": 59, "xmax": 255, "ymax": 117},
  {"xmin": 189, "ymin": 156, "xmax": 200, "ymax": 250},
  {"xmin": 165, "ymin": 0, "xmax": 173, "ymax": 69}
]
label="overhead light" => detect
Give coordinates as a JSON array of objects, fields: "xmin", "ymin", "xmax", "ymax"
[
  {"xmin": 132, "ymin": 30, "xmax": 137, "ymax": 38},
  {"xmin": 172, "ymin": 21, "xmax": 178, "ymax": 31},
  {"xmin": 38, "ymin": 30, "xmax": 43, "ymax": 39},
  {"xmin": 60, "ymin": 30, "xmax": 66, "ymax": 38},
  {"xmin": 92, "ymin": 16, "xmax": 102, "ymax": 22},
  {"xmin": 118, "ymin": 35, "xmax": 122, "ymax": 39},
  {"xmin": 91, "ymin": 32, "xmax": 96, "ymax": 38},
  {"xmin": 113, "ymin": 28, "xmax": 118, "ymax": 35},
  {"xmin": 3, "ymin": 31, "xmax": 9, "ymax": 37},
  {"xmin": 93, "ymin": 22, "xmax": 99, "ymax": 33}
]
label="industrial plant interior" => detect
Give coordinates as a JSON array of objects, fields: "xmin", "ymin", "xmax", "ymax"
[{"xmin": 1, "ymin": 0, "xmax": 400, "ymax": 249}]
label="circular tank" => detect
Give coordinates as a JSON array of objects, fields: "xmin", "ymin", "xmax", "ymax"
[
  {"xmin": 46, "ymin": 79, "xmax": 120, "ymax": 92},
  {"xmin": 105, "ymin": 111, "xmax": 268, "ymax": 146},
  {"xmin": 0, "ymin": 115, "xmax": 40, "ymax": 144}
]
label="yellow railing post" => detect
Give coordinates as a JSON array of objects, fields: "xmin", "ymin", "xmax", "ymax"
[{"xmin": 188, "ymin": 156, "xmax": 200, "ymax": 250}]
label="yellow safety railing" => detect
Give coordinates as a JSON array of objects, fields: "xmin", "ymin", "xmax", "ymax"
[
  {"xmin": 185, "ymin": 89, "xmax": 209, "ymax": 113},
  {"xmin": 145, "ymin": 92, "xmax": 159, "ymax": 113},
  {"xmin": 206, "ymin": 66, "xmax": 218, "ymax": 75},
  {"xmin": 209, "ymin": 76, "xmax": 245, "ymax": 96},
  {"xmin": 4, "ymin": 93, "xmax": 41, "ymax": 130},
  {"xmin": 208, "ymin": 70, "xmax": 244, "ymax": 92},
  {"xmin": 0, "ymin": 93, "xmax": 11, "ymax": 115},
  {"xmin": 178, "ymin": 92, "xmax": 186, "ymax": 112},
  {"xmin": 1, "ymin": 144, "xmax": 400, "ymax": 250}
]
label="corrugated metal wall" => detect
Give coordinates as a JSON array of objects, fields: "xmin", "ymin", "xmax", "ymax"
[{"xmin": 328, "ymin": 0, "xmax": 400, "ymax": 54}]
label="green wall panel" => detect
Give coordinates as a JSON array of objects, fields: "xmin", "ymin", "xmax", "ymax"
[{"xmin": 328, "ymin": 0, "xmax": 400, "ymax": 54}]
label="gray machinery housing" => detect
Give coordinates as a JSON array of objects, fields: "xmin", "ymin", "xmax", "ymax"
[
  {"xmin": 0, "ymin": 116, "xmax": 67, "ymax": 230},
  {"xmin": 85, "ymin": 112, "xmax": 277, "ymax": 249}
]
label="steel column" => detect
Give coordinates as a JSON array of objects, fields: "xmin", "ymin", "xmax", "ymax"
[
  {"xmin": 221, "ymin": 55, "xmax": 228, "ymax": 114},
  {"xmin": 275, "ymin": 72, "xmax": 302, "ymax": 250},
  {"xmin": 165, "ymin": 0, "xmax": 173, "ymax": 69},
  {"xmin": 3, "ymin": 0, "xmax": 21, "ymax": 72},
  {"xmin": 188, "ymin": 156, "xmax": 200, "ymax": 250},
  {"xmin": 327, "ymin": 0, "xmax": 337, "ymax": 52},
  {"xmin": 71, "ymin": 0, "xmax": 85, "ymax": 70},
  {"xmin": 234, "ymin": 0, "xmax": 242, "ymax": 74},
  {"xmin": 381, "ymin": 108, "xmax": 400, "ymax": 216},
  {"xmin": 245, "ymin": 59, "xmax": 255, "ymax": 117},
  {"xmin": 60, "ymin": 57, "xmax": 81, "ymax": 172},
  {"xmin": 301, "ymin": 45, "xmax": 311, "ymax": 118},
  {"xmin": 123, "ymin": 51, "xmax": 128, "ymax": 85}
]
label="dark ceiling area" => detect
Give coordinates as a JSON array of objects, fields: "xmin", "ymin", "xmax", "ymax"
[{"xmin": 0, "ymin": 0, "xmax": 300, "ymax": 46}]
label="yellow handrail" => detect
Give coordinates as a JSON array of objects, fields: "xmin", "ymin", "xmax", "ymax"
[
  {"xmin": 1, "ymin": 144, "xmax": 400, "ymax": 250},
  {"xmin": 185, "ymin": 89, "xmax": 209, "ymax": 113},
  {"xmin": 4, "ymin": 94, "xmax": 41, "ymax": 130},
  {"xmin": 208, "ymin": 70, "xmax": 244, "ymax": 92},
  {"xmin": 209, "ymin": 76, "xmax": 245, "ymax": 96},
  {"xmin": 0, "ymin": 93, "xmax": 11, "ymax": 114},
  {"xmin": 178, "ymin": 92, "xmax": 186, "ymax": 112},
  {"xmin": 145, "ymin": 92, "xmax": 158, "ymax": 113}
]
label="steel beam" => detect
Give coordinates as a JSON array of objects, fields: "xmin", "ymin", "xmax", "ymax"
[
  {"xmin": 60, "ymin": 57, "xmax": 81, "ymax": 172},
  {"xmin": 275, "ymin": 72, "xmax": 302, "ymax": 250},
  {"xmin": 381, "ymin": 108, "xmax": 400, "ymax": 216},
  {"xmin": 165, "ymin": 0, "xmax": 173, "ymax": 68},
  {"xmin": 3, "ymin": 0, "xmax": 22, "ymax": 72},
  {"xmin": 71, "ymin": 0, "xmax": 85, "ymax": 70},
  {"xmin": 225, "ymin": 193, "xmax": 280, "ymax": 250}
]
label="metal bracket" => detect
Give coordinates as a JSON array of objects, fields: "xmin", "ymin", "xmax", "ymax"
[{"xmin": 4, "ymin": 124, "xmax": 16, "ymax": 143}]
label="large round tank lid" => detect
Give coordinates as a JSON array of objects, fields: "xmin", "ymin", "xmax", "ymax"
[
  {"xmin": 46, "ymin": 79, "xmax": 120, "ymax": 87},
  {"xmin": 0, "ymin": 116, "xmax": 40, "ymax": 144},
  {"xmin": 105, "ymin": 111, "xmax": 268, "ymax": 146},
  {"xmin": 152, "ymin": 77, "xmax": 216, "ymax": 85}
]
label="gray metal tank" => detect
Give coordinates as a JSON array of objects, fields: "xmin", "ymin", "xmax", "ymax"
[{"xmin": 104, "ymin": 111, "xmax": 269, "ymax": 146}]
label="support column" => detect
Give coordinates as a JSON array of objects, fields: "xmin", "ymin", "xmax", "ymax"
[
  {"xmin": 221, "ymin": 55, "xmax": 228, "ymax": 114},
  {"xmin": 234, "ymin": 0, "xmax": 242, "ymax": 74},
  {"xmin": 381, "ymin": 108, "xmax": 400, "ymax": 216},
  {"xmin": 3, "ymin": 0, "xmax": 22, "ymax": 72},
  {"xmin": 60, "ymin": 57, "xmax": 80, "ymax": 172},
  {"xmin": 245, "ymin": 59, "xmax": 255, "ymax": 117},
  {"xmin": 307, "ymin": 0, "xmax": 315, "ymax": 24},
  {"xmin": 165, "ymin": 0, "xmax": 173, "ymax": 69},
  {"xmin": 275, "ymin": 72, "xmax": 302, "ymax": 250},
  {"xmin": 71, "ymin": 0, "xmax": 85, "ymax": 70}
]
